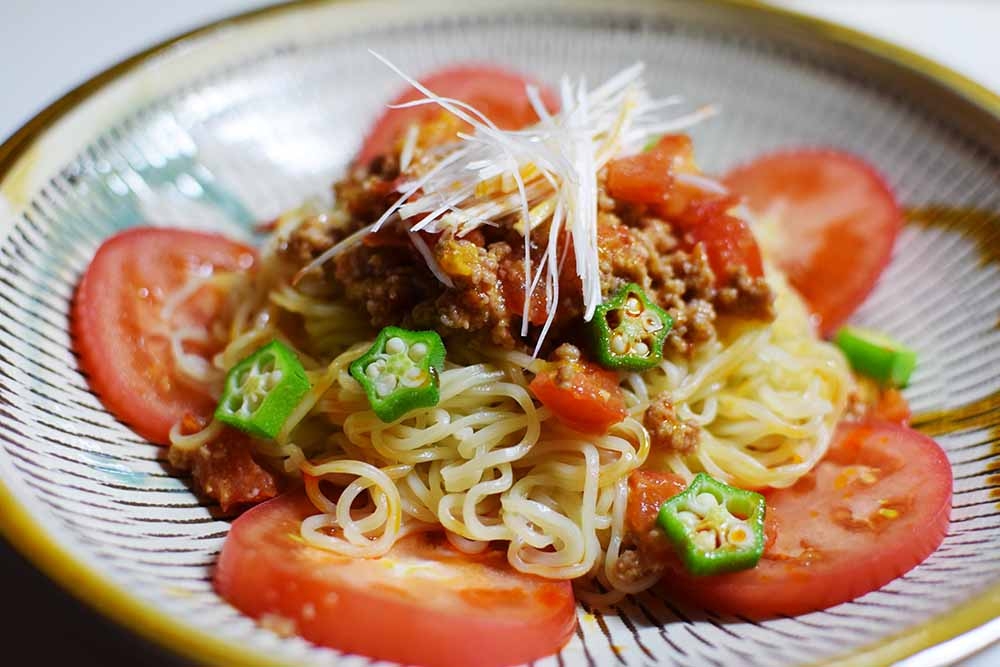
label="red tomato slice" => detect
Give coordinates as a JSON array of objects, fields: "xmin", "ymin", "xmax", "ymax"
[
  {"xmin": 666, "ymin": 420, "xmax": 951, "ymax": 617},
  {"xmin": 215, "ymin": 491, "xmax": 577, "ymax": 667},
  {"xmin": 356, "ymin": 65, "xmax": 559, "ymax": 166},
  {"xmin": 72, "ymin": 227, "xmax": 256, "ymax": 445},
  {"xmin": 724, "ymin": 150, "xmax": 903, "ymax": 336},
  {"xmin": 529, "ymin": 359, "xmax": 627, "ymax": 435}
]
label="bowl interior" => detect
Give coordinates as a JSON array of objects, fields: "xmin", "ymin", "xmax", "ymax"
[{"xmin": 1, "ymin": 2, "xmax": 999, "ymax": 665}]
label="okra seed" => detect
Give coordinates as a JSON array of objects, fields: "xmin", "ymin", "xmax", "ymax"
[
  {"xmin": 409, "ymin": 342, "xmax": 428, "ymax": 361},
  {"xmin": 625, "ymin": 297, "xmax": 642, "ymax": 317},
  {"xmin": 726, "ymin": 522, "xmax": 751, "ymax": 546},
  {"xmin": 697, "ymin": 492, "xmax": 719, "ymax": 509},
  {"xmin": 689, "ymin": 492, "xmax": 720, "ymax": 515},
  {"xmin": 374, "ymin": 374, "xmax": 398, "ymax": 397},
  {"xmin": 385, "ymin": 337, "xmax": 407, "ymax": 355},
  {"xmin": 677, "ymin": 510, "xmax": 699, "ymax": 528},
  {"xmin": 610, "ymin": 334, "xmax": 628, "ymax": 355},
  {"xmin": 693, "ymin": 530, "xmax": 717, "ymax": 551},
  {"xmin": 642, "ymin": 311, "xmax": 662, "ymax": 332},
  {"xmin": 634, "ymin": 341, "xmax": 650, "ymax": 357},
  {"xmin": 401, "ymin": 366, "xmax": 426, "ymax": 388}
]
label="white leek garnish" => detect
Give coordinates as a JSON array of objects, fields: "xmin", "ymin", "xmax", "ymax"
[
  {"xmin": 297, "ymin": 53, "xmax": 717, "ymax": 351},
  {"xmin": 398, "ymin": 123, "xmax": 420, "ymax": 173},
  {"xmin": 675, "ymin": 171, "xmax": 729, "ymax": 195}
]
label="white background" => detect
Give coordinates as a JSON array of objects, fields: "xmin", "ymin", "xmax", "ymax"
[{"xmin": 0, "ymin": 0, "xmax": 997, "ymax": 665}]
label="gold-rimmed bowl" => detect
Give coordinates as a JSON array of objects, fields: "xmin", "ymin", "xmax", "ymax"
[{"xmin": 1, "ymin": 1, "xmax": 999, "ymax": 665}]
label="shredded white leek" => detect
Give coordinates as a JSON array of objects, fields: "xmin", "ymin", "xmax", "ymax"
[{"xmin": 297, "ymin": 52, "xmax": 718, "ymax": 350}]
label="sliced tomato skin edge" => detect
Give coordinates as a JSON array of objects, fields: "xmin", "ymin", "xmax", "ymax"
[{"xmin": 215, "ymin": 493, "xmax": 578, "ymax": 667}]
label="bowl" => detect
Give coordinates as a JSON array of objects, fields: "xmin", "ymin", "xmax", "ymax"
[{"xmin": 1, "ymin": 1, "xmax": 999, "ymax": 665}]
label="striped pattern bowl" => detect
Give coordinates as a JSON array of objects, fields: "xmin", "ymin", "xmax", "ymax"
[{"xmin": 1, "ymin": 1, "xmax": 999, "ymax": 665}]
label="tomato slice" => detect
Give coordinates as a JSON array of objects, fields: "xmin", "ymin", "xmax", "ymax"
[
  {"xmin": 356, "ymin": 65, "xmax": 559, "ymax": 166},
  {"xmin": 724, "ymin": 150, "xmax": 902, "ymax": 336},
  {"xmin": 529, "ymin": 358, "xmax": 627, "ymax": 435},
  {"xmin": 665, "ymin": 420, "xmax": 951, "ymax": 617},
  {"xmin": 215, "ymin": 491, "xmax": 577, "ymax": 667},
  {"xmin": 72, "ymin": 227, "xmax": 256, "ymax": 445}
]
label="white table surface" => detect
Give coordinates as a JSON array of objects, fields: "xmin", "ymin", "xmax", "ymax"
[{"xmin": 1, "ymin": 1, "xmax": 997, "ymax": 665}]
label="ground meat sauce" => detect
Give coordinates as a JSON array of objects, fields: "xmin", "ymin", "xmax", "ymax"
[
  {"xmin": 643, "ymin": 394, "xmax": 700, "ymax": 454},
  {"xmin": 280, "ymin": 155, "xmax": 775, "ymax": 356}
]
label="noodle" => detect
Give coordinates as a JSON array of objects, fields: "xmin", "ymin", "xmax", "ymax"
[
  {"xmin": 169, "ymin": 241, "xmax": 852, "ymax": 598},
  {"xmin": 638, "ymin": 269, "xmax": 851, "ymax": 489}
]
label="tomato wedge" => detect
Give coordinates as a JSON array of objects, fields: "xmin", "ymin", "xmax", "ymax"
[
  {"xmin": 356, "ymin": 65, "xmax": 559, "ymax": 166},
  {"xmin": 72, "ymin": 227, "xmax": 256, "ymax": 445},
  {"xmin": 665, "ymin": 420, "xmax": 951, "ymax": 617},
  {"xmin": 724, "ymin": 150, "xmax": 902, "ymax": 336},
  {"xmin": 529, "ymin": 358, "xmax": 627, "ymax": 435},
  {"xmin": 215, "ymin": 491, "xmax": 577, "ymax": 667}
]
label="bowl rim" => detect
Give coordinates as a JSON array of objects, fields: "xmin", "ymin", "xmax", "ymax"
[{"xmin": 0, "ymin": 1, "xmax": 998, "ymax": 665}]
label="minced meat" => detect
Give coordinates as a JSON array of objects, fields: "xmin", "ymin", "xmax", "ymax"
[
  {"xmin": 643, "ymin": 394, "xmax": 700, "ymax": 454},
  {"xmin": 168, "ymin": 426, "xmax": 281, "ymax": 513},
  {"xmin": 279, "ymin": 160, "xmax": 775, "ymax": 356}
]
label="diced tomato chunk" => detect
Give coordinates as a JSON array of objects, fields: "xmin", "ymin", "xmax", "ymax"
[
  {"xmin": 499, "ymin": 257, "xmax": 551, "ymax": 327},
  {"xmin": 607, "ymin": 152, "xmax": 673, "ymax": 205},
  {"xmin": 606, "ymin": 135, "xmax": 695, "ymax": 205},
  {"xmin": 873, "ymin": 388, "xmax": 911, "ymax": 426},
  {"xmin": 626, "ymin": 470, "xmax": 687, "ymax": 535},
  {"xmin": 185, "ymin": 431, "xmax": 281, "ymax": 513},
  {"xmin": 529, "ymin": 358, "xmax": 627, "ymax": 434},
  {"xmin": 671, "ymin": 195, "xmax": 764, "ymax": 284}
]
